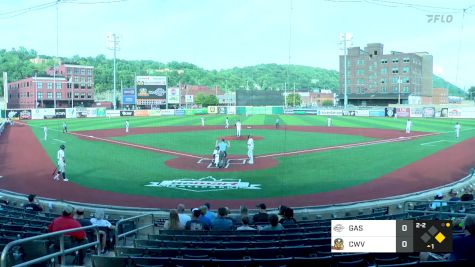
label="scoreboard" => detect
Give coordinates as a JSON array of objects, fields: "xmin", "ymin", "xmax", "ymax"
[{"xmin": 331, "ymin": 220, "xmax": 452, "ymax": 253}]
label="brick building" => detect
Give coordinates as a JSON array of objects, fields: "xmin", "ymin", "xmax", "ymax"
[
  {"xmin": 7, "ymin": 64, "xmax": 94, "ymax": 109},
  {"xmin": 339, "ymin": 43, "xmax": 433, "ymax": 106}
]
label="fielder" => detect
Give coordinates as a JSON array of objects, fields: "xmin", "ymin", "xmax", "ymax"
[
  {"xmin": 275, "ymin": 118, "xmax": 280, "ymax": 129},
  {"xmin": 62, "ymin": 122, "xmax": 68, "ymax": 133},
  {"xmin": 405, "ymin": 119, "xmax": 412, "ymax": 134},
  {"xmin": 53, "ymin": 144, "xmax": 68, "ymax": 181},
  {"xmin": 225, "ymin": 117, "xmax": 229, "ymax": 129},
  {"xmin": 201, "ymin": 117, "xmax": 205, "ymax": 127},
  {"xmin": 235, "ymin": 120, "xmax": 242, "ymax": 137},
  {"xmin": 327, "ymin": 117, "xmax": 332, "ymax": 127},
  {"xmin": 247, "ymin": 135, "xmax": 254, "ymax": 164},
  {"xmin": 455, "ymin": 122, "xmax": 461, "ymax": 139},
  {"xmin": 125, "ymin": 120, "xmax": 129, "ymax": 133},
  {"xmin": 43, "ymin": 125, "xmax": 48, "ymax": 141}
]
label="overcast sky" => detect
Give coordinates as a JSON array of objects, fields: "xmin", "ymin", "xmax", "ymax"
[{"xmin": 1, "ymin": 0, "xmax": 474, "ymax": 89}]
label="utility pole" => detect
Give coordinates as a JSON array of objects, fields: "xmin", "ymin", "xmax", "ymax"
[
  {"xmin": 340, "ymin": 33, "xmax": 352, "ymax": 109},
  {"xmin": 107, "ymin": 33, "xmax": 120, "ymax": 110}
]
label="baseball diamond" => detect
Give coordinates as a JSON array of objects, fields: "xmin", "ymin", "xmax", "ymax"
[{"xmin": 1, "ymin": 114, "xmax": 475, "ymax": 209}]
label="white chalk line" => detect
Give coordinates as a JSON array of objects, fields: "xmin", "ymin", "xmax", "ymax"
[{"xmin": 53, "ymin": 138, "xmax": 66, "ymax": 143}]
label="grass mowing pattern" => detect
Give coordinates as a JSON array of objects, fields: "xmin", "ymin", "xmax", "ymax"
[{"xmin": 26, "ymin": 115, "xmax": 475, "ymax": 200}]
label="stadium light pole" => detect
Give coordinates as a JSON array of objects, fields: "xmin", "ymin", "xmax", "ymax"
[
  {"xmin": 339, "ymin": 33, "xmax": 352, "ymax": 109},
  {"xmin": 398, "ymin": 76, "xmax": 402, "ymax": 105},
  {"xmin": 107, "ymin": 33, "xmax": 120, "ymax": 110}
]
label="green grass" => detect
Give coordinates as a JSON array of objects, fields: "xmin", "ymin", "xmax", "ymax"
[{"xmin": 26, "ymin": 115, "xmax": 475, "ymax": 200}]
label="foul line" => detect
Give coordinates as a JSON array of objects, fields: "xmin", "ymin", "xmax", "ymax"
[
  {"xmin": 255, "ymin": 132, "xmax": 437, "ymax": 159},
  {"xmin": 420, "ymin": 140, "xmax": 447, "ymax": 146},
  {"xmin": 53, "ymin": 138, "xmax": 66, "ymax": 143},
  {"xmin": 69, "ymin": 131, "xmax": 203, "ymax": 159}
]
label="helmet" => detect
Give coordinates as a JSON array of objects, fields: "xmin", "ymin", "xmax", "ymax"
[{"xmin": 60, "ymin": 144, "xmax": 65, "ymax": 149}]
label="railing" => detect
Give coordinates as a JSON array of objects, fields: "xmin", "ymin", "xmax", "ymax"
[
  {"xmin": 0, "ymin": 225, "xmax": 101, "ymax": 267},
  {"xmin": 0, "ymin": 121, "xmax": 5, "ymax": 136},
  {"xmin": 403, "ymin": 200, "xmax": 475, "ymax": 219},
  {"xmin": 115, "ymin": 213, "xmax": 155, "ymax": 246}
]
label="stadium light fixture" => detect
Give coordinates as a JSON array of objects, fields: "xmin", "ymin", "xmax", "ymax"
[{"xmin": 339, "ymin": 33, "xmax": 352, "ymax": 109}]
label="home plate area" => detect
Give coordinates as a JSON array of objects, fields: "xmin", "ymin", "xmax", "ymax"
[{"xmin": 197, "ymin": 158, "xmax": 248, "ymax": 169}]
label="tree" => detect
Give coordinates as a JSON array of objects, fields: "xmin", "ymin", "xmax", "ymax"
[
  {"xmin": 286, "ymin": 93, "xmax": 301, "ymax": 107},
  {"xmin": 194, "ymin": 93, "xmax": 206, "ymax": 107},
  {"xmin": 468, "ymin": 86, "xmax": 475, "ymax": 100},
  {"xmin": 321, "ymin": 100, "xmax": 334, "ymax": 107},
  {"xmin": 204, "ymin": 95, "xmax": 219, "ymax": 107}
]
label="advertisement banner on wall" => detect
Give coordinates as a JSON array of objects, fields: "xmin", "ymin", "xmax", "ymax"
[
  {"xmin": 86, "ymin": 108, "xmax": 97, "ymax": 118},
  {"xmin": 148, "ymin": 110, "xmax": 161, "ymax": 116},
  {"xmin": 422, "ymin": 107, "xmax": 436, "ymax": 118},
  {"xmin": 120, "ymin": 110, "xmax": 134, "ymax": 117},
  {"xmin": 66, "ymin": 108, "xmax": 77, "ymax": 118},
  {"xmin": 208, "ymin": 106, "xmax": 218, "ymax": 114},
  {"xmin": 318, "ymin": 109, "xmax": 343, "ymax": 116},
  {"xmin": 174, "ymin": 109, "xmax": 185, "ymax": 116},
  {"xmin": 227, "ymin": 106, "xmax": 236, "ymax": 115},
  {"xmin": 185, "ymin": 95, "xmax": 194, "ymax": 103},
  {"xmin": 32, "ymin": 109, "xmax": 45, "ymax": 120},
  {"xmin": 385, "ymin": 108, "xmax": 396, "ymax": 117},
  {"xmin": 54, "ymin": 109, "xmax": 66, "ymax": 119},
  {"xmin": 18, "ymin": 109, "xmax": 32, "ymax": 120},
  {"xmin": 343, "ymin": 110, "xmax": 356, "ymax": 116},
  {"xmin": 96, "ymin": 108, "xmax": 106, "ymax": 117},
  {"xmin": 410, "ymin": 107, "xmax": 423, "ymax": 118},
  {"xmin": 459, "ymin": 107, "xmax": 475, "ymax": 118},
  {"xmin": 134, "ymin": 110, "xmax": 149, "ymax": 117},
  {"xmin": 369, "ymin": 110, "xmax": 385, "ymax": 117},
  {"xmin": 354, "ymin": 110, "xmax": 370, "ymax": 117},
  {"xmin": 217, "ymin": 106, "xmax": 227, "ymax": 114},
  {"xmin": 447, "ymin": 108, "xmax": 461, "ymax": 118},
  {"xmin": 160, "ymin": 109, "xmax": 175, "ymax": 116},
  {"xmin": 106, "ymin": 110, "xmax": 121, "ymax": 117},
  {"xmin": 167, "ymin": 87, "xmax": 180, "ymax": 104},
  {"xmin": 396, "ymin": 108, "xmax": 410, "ymax": 118}
]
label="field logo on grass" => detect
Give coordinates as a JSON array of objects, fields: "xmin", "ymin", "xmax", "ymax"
[{"xmin": 145, "ymin": 176, "xmax": 261, "ymax": 192}]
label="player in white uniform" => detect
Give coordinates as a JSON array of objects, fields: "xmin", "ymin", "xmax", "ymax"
[
  {"xmin": 405, "ymin": 119, "xmax": 412, "ymax": 134},
  {"xmin": 235, "ymin": 120, "xmax": 242, "ymax": 137},
  {"xmin": 53, "ymin": 144, "xmax": 68, "ymax": 181},
  {"xmin": 225, "ymin": 117, "xmax": 229, "ymax": 129},
  {"xmin": 201, "ymin": 117, "xmax": 205, "ymax": 127},
  {"xmin": 43, "ymin": 125, "xmax": 48, "ymax": 141},
  {"xmin": 247, "ymin": 135, "xmax": 254, "ymax": 164},
  {"xmin": 454, "ymin": 122, "xmax": 461, "ymax": 139},
  {"xmin": 327, "ymin": 117, "xmax": 332, "ymax": 127},
  {"xmin": 125, "ymin": 120, "xmax": 129, "ymax": 133},
  {"xmin": 212, "ymin": 146, "xmax": 220, "ymax": 166}
]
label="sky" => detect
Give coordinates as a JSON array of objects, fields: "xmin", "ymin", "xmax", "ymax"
[{"xmin": 1, "ymin": 0, "xmax": 474, "ymax": 89}]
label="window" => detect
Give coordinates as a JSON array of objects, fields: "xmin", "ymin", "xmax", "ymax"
[
  {"xmin": 47, "ymin": 82, "xmax": 53, "ymax": 89},
  {"xmin": 403, "ymin": 86, "xmax": 409, "ymax": 93},
  {"xmin": 74, "ymin": 68, "xmax": 78, "ymax": 74},
  {"xmin": 81, "ymin": 83, "xmax": 85, "ymax": 89},
  {"xmin": 392, "ymin": 68, "xmax": 399, "ymax": 74},
  {"xmin": 26, "ymin": 82, "xmax": 29, "ymax": 87},
  {"xmin": 37, "ymin": 92, "xmax": 43, "ymax": 99},
  {"xmin": 80, "ymin": 69, "xmax": 85, "ymax": 75},
  {"xmin": 67, "ymin": 82, "xmax": 72, "ymax": 89},
  {"xmin": 357, "ymin": 59, "xmax": 365, "ymax": 65},
  {"xmin": 381, "ymin": 78, "xmax": 386, "ymax": 84},
  {"xmin": 67, "ymin": 92, "xmax": 72, "ymax": 98},
  {"xmin": 357, "ymin": 79, "xmax": 365, "ymax": 85},
  {"xmin": 47, "ymin": 92, "xmax": 53, "ymax": 99},
  {"xmin": 55, "ymin": 82, "xmax": 61, "ymax": 89},
  {"xmin": 381, "ymin": 68, "xmax": 387, "ymax": 74},
  {"xmin": 392, "ymin": 58, "xmax": 399, "ymax": 63},
  {"xmin": 403, "ymin": 67, "xmax": 410, "ymax": 73},
  {"xmin": 56, "ymin": 92, "xmax": 62, "ymax": 99},
  {"xmin": 357, "ymin": 69, "xmax": 365, "ymax": 75},
  {"xmin": 381, "ymin": 59, "xmax": 388, "ymax": 64},
  {"xmin": 37, "ymin": 82, "xmax": 43, "ymax": 89},
  {"xmin": 87, "ymin": 93, "xmax": 93, "ymax": 99},
  {"xmin": 358, "ymin": 87, "xmax": 365, "ymax": 94},
  {"xmin": 392, "ymin": 77, "xmax": 399, "ymax": 84},
  {"xmin": 380, "ymin": 86, "xmax": 387, "ymax": 93},
  {"xmin": 403, "ymin": 77, "xmax": 410, "ymax": 83},
  {"xmin": 74, "ymin": 77, "xmax": 79, "ymax": 83},
  {"xmin": 67, "ymin": 68, "xmax": 72, "ymax": 74},
  {"xmin": 81, "ymin": 93, "xmax": 85, "ymax": 99},
  {"xmin": 403, "ymin": 57, "xmax": 410, "ymax": 63},
  {"xmin": 74, "ymin": 92, "xmax": 79, "ymax": 98},
  {"xmin": 27, "ymin": 92, "xmax": 30, "ymax": 97},
  {"xmin": 392, "ymin": 86, "xmax": 399, "ymax": 93}
]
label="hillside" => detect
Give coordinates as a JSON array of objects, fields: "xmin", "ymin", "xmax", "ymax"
[{"xmin": 0, "ymin": 47, "xmax": 466, "ymax": 97}]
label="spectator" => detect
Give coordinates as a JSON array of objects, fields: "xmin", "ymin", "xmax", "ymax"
[
  {"xmin": 261, "ymin": 214, "xmax": 284, "ymax": 231},
  {"xmin": 458, "ymin": 193, "xmax": 474, "ymax": 213},
  {"xmin": 48, "ymin": 205, "xmax": 86, "ymax": 264},
  {"xmin": 74, "ymin": 207, "xmax": 92, "ymax": 227},
  {"xmin": 90, "ymin": 209, "xmax": 115, "ymax": 254},
  {"xmin": 163, "ymin": 209, "xmax": 184, "ymax": 230},
  {"xmin": 236, "ymin": 216, "xmax": 256, "ymax": 231},
  {"xmin": 230, "ymin": 205, "xmax": 253, "ymax": 225},
  {"xmin": 177, "ymin": 204, "xmax": 191, "ymax": 226},
  {"xmin": 199, "ymin": 206, "xmax": 212, "ymax": 228},
  {"xmin": 278, "ymin": 205, "xmax": 289, "ymax": 221},
  {"xmin": 449, "ymin": 189, "xmax": 461, "ymax": 202},
  {"xmin": 253, "ymin": 203, "xmax": 269, "ymax": 224},
  {"xmin": 211, "ymin": 207, "xmax": 234, "ymax": 231},
  {"xmin": 185, "ymin": 208, "xmax": 208, "ymax": 231},
  {"xmin": 24, "ymin": 194, "xmax": 43, "ymax": 212},
  {"xmin": 429, "ymin": 192, "xmax": 447, "ymax": 210},
  {"xmin": 204, "ymin": 202, "xmax": 217, "ymax": 221},
  {"xmin": 450, "ymin": 214, "xmax": 475, "ymax": 262},
  {"xmin": 279, "ymin": 207, "xmax": 298, "ymax": 227}
]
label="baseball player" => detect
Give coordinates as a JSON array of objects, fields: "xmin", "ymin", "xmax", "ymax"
[
  {"xmin": 201, "ymin": 117, "xmax": 205, "ymax": 127},
  {"xmin": 225, "ymin": 117, "xmax": 229, "ymax": 129},
  {"xmin": 212, "ymin": 146, "xmax": 220, "ymax": 166},
  {"xmin": 455, "ymin": 122, "xmax": 461, "ymax": 139},
  {"xmin": 247, "ymin": 135, "xmax": 254, "ymax": 164},
  {"xmin": 235, "ymin": 120, "xmax": 242, "ymax": 137},
  {"xmin": 275, "ymin": 118, "xmax": 280, "ymax": 129},
  {"xmin": 53, "ymin": 144, "xmax": 68, "ymax": 181},
  {"xmin": 216, "ymin": 138, "xmax": 230, "ymax": 157},
  {"xmin": 62, "ymin": 122, "xmax": 68, "ymax": 133},
  {"xmin": 327, "ymin": 117, "xmax": 332, "ymax": 127},
  {"xmin": 405, "ymin": 119, "xmax": 412, "ymax": 134},
  {"xmin": 125, "ymin": 120, "xmax": 129, "ymax": 133},
  {"xmin": 43, "ymin": 125, "xmax": 48, "ymax": 141}
]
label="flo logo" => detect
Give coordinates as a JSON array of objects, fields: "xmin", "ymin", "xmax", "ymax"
[
  {"xmin": 427, "ymin": 14, "xmax": 453, "ymax": 23},
  {"xmin": 145, "ymin": 176, "xmax": 261, "ymax": 192}
]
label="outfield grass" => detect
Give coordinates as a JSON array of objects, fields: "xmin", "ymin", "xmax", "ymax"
[{"xmin": 26, "ymin": 115, "xmax": 475, "ymax": 200}]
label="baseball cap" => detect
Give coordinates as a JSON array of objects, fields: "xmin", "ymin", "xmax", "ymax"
[
  {"xmin": 192, "ymin": 208, "xmax": 201, "ymax": 217},
  {"xmin": 76, "ymin": 207, "xmax": 85, "ymax": 214},
  {"xmin": 63, "ymin": 205, "xmax": 74, "ymax": 214},
  {"xmin": 256, "ymin": 203, "xmax": 266, "ymax": 210}
]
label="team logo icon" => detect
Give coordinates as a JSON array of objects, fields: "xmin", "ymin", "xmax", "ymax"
[
  {"xmin": 332, "ymin": 238, "xmax": 344, "ymax": 250},
  {"xmin": 333, "ymin": 224, "xmax": 345, "ymax": 232}
]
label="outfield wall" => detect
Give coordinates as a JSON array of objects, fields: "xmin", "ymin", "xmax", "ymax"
[{"xmin": 5, "ymin": 105, "xmax": 475, "ymax": 119}]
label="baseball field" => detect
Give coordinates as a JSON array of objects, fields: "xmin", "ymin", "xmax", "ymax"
[{"xmin": 1, "ymin": 115, "xmax": 475, "ymax": 209}]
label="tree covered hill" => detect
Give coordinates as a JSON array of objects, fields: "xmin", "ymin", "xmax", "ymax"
[{"xmin": 0, "ymin": 47, "xmax": 466, "ymax": 97}]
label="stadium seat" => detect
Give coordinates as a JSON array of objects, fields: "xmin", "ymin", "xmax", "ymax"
[
  {"xmin": 374, "ymin": 256, "xmax": 401, "ymax": 265},
  {"xmin": 291, "ymin": 256, "xmax": 332, "ymax": 267},
  {"xmin": 211, "ymin": 258, "xmax": 252, "ymax": 267},
  {"xmin": 251, "ymin": 257, "xmax": 293, "ymax": 267},
  {"xmin": 377, "ymin": 261, "xmax": 418, "ymax": 267},
  {"xmin": 213, "ymin": 248, "xmax": 247, "ymax": 259},
  {"xmin": 336, "ymin": 258, "xmax": 368, "ymax": 267},
  {"xmin": 92, "ymin": 255, "xmax": 133, "ymax": 267}
]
